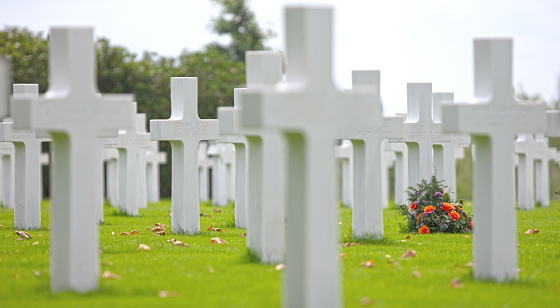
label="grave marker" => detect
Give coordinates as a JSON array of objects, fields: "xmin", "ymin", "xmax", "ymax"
[
  {"xmin": 441, "ymin": 39, "xmax": 546, "ymax": 282},
  {"xmin": 150, "ymin": 77, "xmax": 219, "ymax": 233},
  {"xmin": 534, "ymin": 134, "xmax": 559, "ymax": 207},
  {"xmin": 341, "ymin": 70, "xmax": 403, "ymax": 237},
  {"xmin": 0, "ymin": 84, "xmax": 49, "ymax": 229},
  {"xmin": 238, "ymin": 7, "xmax": 378, "ymax": 307},
  {"xmin": 11, "ymin": 27, "xmax": 136, "ymax": 292},
  {"xmin": 515, "ymin": 133, "xmax": 538, "ymax": 210},
  {"xmin": 386, "ymin": 142, "xmax": 408, "ymax": 205},
  {"xmin": 218, "ymin": 50, "xmax": 285, "ymax": 262},
  {"xmin": 335, "ymin": 140, "xmax": 353, "ymax": 207},
  {"xmin": 103, "ymin": 148, "xmax": 119, "ymax": 206},
  {"xmin": 0, "ymin": 142, "xmax": 14, "ymax": 208},
  {"xmin": 198, "ymin": 141, "xmax": 212, "ymax": 202},
  {"xmin": 146, "ymin": 141, "xmax": 166, "ymax": 203}
]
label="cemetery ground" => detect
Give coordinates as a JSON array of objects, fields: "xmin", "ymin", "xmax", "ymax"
[{"xmin": 1, "ymin": 201, "xmax": 559, "ymax": 307}]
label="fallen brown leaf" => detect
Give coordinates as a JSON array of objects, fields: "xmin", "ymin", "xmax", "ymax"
[
  {"xmin": 388, "ymin": 259, "xmax": 397, "ymax": 264},
  {"xmin": 199, "ymin": 212, "xmax": 213, "ymax": 218},
  {"xmin": 213, "ymin": 209, "xmax": 222, "ymax": 213},
  {"xmin": 138, "ymin": 244, "xmax": 151, "ymax": 250},
  {"xmin": 464, "ymin": 235, "xmax": 470, "ymax": 238},
  {"xmin": 361, "ymin": 260, "xmax": 375, "ymax": 268},
  {"xmin": 360, "ymin": 297, "xmax": 373, "ymax": 306},
  {"xmin": 401, "ymin": 249, "xmax": 417, "ymax": 259},
  {"xmin": 38, "ymin": 234, "xmax": 43, "ymax": 236},
  {"xmin": 34, "ymin": 271, "xmax": 42, "ymax": 277},
  {"xmin": 450, "ymin": 277, "xmax": 464, "ymax": 288},
  {"xmin": 206, "ymin": 225, "xmax": 224, "ymax": 232},
  {"xmin": 208, "ymin": 267, "xmax": 215, "ymax": 273},
  {"xmin": 342, "ymin": 242, "xmax": 359, "ymax": 247},
  {"xmin": 211, "ymin": 237, "xmax": 227, "ymax": 244},
  {"xmin": 524, "ymin": 229, "xmax": 539, "ymax": 235},
  {"xmin": 340, "ymin": 253, "xmax": 346, "ymax": 258},
  {"xmin": 465, "ymin": 261, "xmax": 474, "ymax": 267},
  {"xmin": 405, "ymin": 235, "xmax": 411, "ymax": 239},
  {"xmin": 120, "ymin": 230, "xmax": 140, "ymax": 236},
  {"xmin": 240, "ymin": 233, "xmax": 246, "ymax": 237},
  {"xmin": 101, "ymin": 271, "xmax": 122, "ymax": 280},
  {"xmin": 412, "ymin": 270, "xmax": 421, "ymax": 278},
  {"xmin": 154, "ymin": 231, "xmax": 165, "ymax": 236},
  {"xmin": 13, "ymin": 230, "xmax": 32, "ymax": 239},
  {"xmin": 15, "ymin": 238, "xmax": 23, "ymax": 241},
  {"xmin": 102, "ymin": 262, "xmax": 113, "ymax": 266},
  {"xmin": 172, "ymin": 240, "xmax": 190, "ymax": 247},
  {"xmin": 275, "ymin": 264, "xmax": 285, "ymax": 270},
  {"xmin": 517, "ymin": 268, "xmax": 524, "ymax": 272},
  {"xmin": 32, "ymin": 241, "xmax": 39, "ymax": 245},
  {"xmin": 158, "ymin": 290, "xmax": 178, "ymax": 298}
]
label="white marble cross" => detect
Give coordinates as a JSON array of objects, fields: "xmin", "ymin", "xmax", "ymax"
[
  {"xmin": 0, "ymin": 56, "xmax": 10, "ymax": 119},
  {"xmin": 11, "ymin": 27, "xmax": 136, "ymax": 292},
  {"xmin": 341, "ymin": 70, "xmax": 403, "ymax": 237},
  {"xmin": 386, "ymin": 142, "xmax": 408, "ymax": 205},
  {"xmin": 381, "ymin": 140, "xmax": 396, "ymax": 208},
  {"xmin": 102, "ymin": 148, "xmax": 119, "ymax": 206},
  {"xmin": 432, "ymin": 92, "xmax": 471, "ymax": 196},
  {"xmin": 441, "ymin": 39, "xmax": 546, "ymax": 282},
  {"xmin": 335, "ymin": 140, "xmax": 353, "ymax": 207},
  {"xmin": 0, "ymin": 142, "xmax": 15, "ymax": 209},
  {"xmin": 533, "ymin": 134, "xmax": 559, "ymax": 207},
  {"xmin": 207, "ymin": 142, "xmax": 227, "ymax": 206},
  {"xmin": 150, "ymin": 77, "xmax": 219, "ymax": 233},
  {"xmin": 392, "ymin": 83, "xmax": 450, "ymax": 187},
  {"xmin": 238, "ymin": 7, "xmax": 378, "ymax": 307},
  {"xmin": 198, "ymin": 141, "xmax": 212, "ymax": 202},
  {"xmin": 0, "ymin": 84, "xmax": 49, "ymax": 229},
  {"xmin": 218, "ymin": 50, "xmax": 285, "ymax": 263},
  {"xmin": 515, "ymin": 133, "xmax": 539, "ymax": 210},
  {"xmin": 111, "ymin": 113, "xmax": 151, "ymax": 215},
  {"xmin": 146, "ymin": 141, "xmax": 166, "ymax": 203}
]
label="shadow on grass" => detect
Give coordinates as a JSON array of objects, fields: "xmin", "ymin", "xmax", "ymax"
[{"xmin": 240, "ymin": 248, "xmax": 262, "ymax": 264}]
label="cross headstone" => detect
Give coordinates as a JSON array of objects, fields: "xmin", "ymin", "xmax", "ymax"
[
  {"xmin": 103, "ymin": 147, "xmax": 119, "ymax": 206},
  {"xmin": 218, "ymin": 50, "xmax": 285, "ymax": 262},
  {"xmin": 0, "ymin": 142, "xmax": 14, "ymax": 208},
  {"xmin": 0, "ymin": 84, "xmax": 49, "ymax": 229},
  {"xmin": 341, "ymin": 70, "xmax": 403, "ymax": 237},
  {"xmin": 217, "ymin": 112, "xmax": 247, "ymax": 226},
  {"xmin": 238, "ymin": 7, "xmax": 378, "ymax": 307},
  {"xmin": 110, "ymin": 113, "xmax": 151, "ymax": 215},
  {"xmin": 150, "ymin": 77, "xmax": 219, "ymax": 233},
  {"xmin": 198, "ymin": 141, "xmax": 212, "ymax": 202},
  {"xmin": 386, "ymin": 142, "xmax": 408, "ymax": 205},
  {"xmin": 207, "ymin": 142, "xmax": 227, "ymax": 206},
  {"xmin": 381, "ymin": 140, "xmax": 396, "ymax": 208},
  {"xmin": 391, "ymin": 83, "xmax": 450, "ymax": 186},
  {"xmin": 441, "ymin": 39, "xmax": 546, "ymax": 282},
  {"xmin": 515, "ymin": 133, "xmax": 539, "ymax": 210},
  {"xmin": 95, "ymin": 125, "xmax": 120, "ymax": 221},
  {"xmin": 133, "ymin": 114, "xmax": 150, "ymax": 209},
  {"xmin": 432, "ymin": 92, "xmax": 471, "ymax": 195},
  {"xmin": 146, "ymin": 141, "xmax": 166, "ymax": 203},
  {"xmin": 533, "ymin": 134, "xmax": 559, "ymax": 207},
  {"xmin": 335, "ymin": 140, "xmax": 353, "ymax": 207},
  {"xmin": 11, "ymin": 27, "xmax": 136, "ymax": 292}
]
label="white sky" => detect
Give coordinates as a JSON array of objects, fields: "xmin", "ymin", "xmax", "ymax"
[{"xmin": 1, "ymin": 0, "xmax": 559, "ymax": 116}]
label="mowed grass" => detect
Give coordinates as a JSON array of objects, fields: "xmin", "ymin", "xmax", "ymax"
[{"xmin": 1, "ymin": 200, "xmax": 559, "ymax": 307}]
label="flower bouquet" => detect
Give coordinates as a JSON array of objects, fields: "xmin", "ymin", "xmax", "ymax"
[{"xmin": 396, "ymin": 175, "xmax": 473, "ymax": 234}]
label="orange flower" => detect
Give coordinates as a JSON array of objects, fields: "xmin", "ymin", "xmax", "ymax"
[
  {"xmin": 424, "ymin": 206, "xmax": 436, "ymax": 213},
  {"xmin": 417, "ymin": 214, "xmax": 422, "ymax": 221},
  {"xmin": 448, "ymin": 211, "xmax": 460, "ymax": 221},
  {"xmin": 410, "ymin": 201, "xmax": 418, "ymax": 210},
  {"xmin": 442, "ymin": 203, "xmax": 455, "ymax": 212},
  {"xmin": 418, "ymin": 225, "xmax": 431, "ymax": 234}
]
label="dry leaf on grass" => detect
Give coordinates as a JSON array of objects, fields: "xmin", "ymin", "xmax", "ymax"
[
  {"xmin": 465, "ymin": 261, "xmax": 474, "ymax": 267},
  {"xmin": 38, "ymin": 234, "xmax": 43, "ymax": 236},
  {"xmin": 524, "ymin": 229, "xmax": 539, "ymax": 235},
  {"xmin": 34, "ymin": 271, "xmax": 42, "ymax": 277},
  {"xmin": 167, "ymin": 239, "xmax": 189, "ymax": 247},
  {"xmin": 15, "ymin": 238, "xmax": 23, "ymax": 241},
  {"xmin": 450, "ymin": 278, "xmax": 464, "ymax": 288},
  {"xmin": 207, "ymin": 225, "xmax": 224, "ymax": 232},
  {"xmin": 120, "ymin": 230, "xmax": 140, "ymax": 236},
  {"xmin": 138, "ymin": 244, "xmax": 151, "ymax": 250},
  {"xmin": 211, "ymin": 237, "xmax": 227, "ymax": 244},
  {"xmin": 199, "ymin": 212, "xmax": 213, "ymax": 218},
  {"xmin": 342, "ymin": 242, "xmax": 359, "ymax": 247},
  {"xmin": 401, "ymin": 249, "xmax": 417, "ymax": 259},
  {"xmin": 275, "ymin": 264, "xmax": 285, "ymax": 270},
  {"xmin": 13, "ymin": 230, "xmax": 32, "ymax": 239},
  {"xmin": 0, "ymin": 224, "xmax": 2, "ymax": 227},
  {"xmin": 102, "ymin": 271, "xmax": 122, "ymax": 280},
  {"xmin": 32, "ymin": 241, "xmax": 39, "ymax": 245},
  {"xmin": 360, "ymin": 297, "xmax": 373, "ymax": 306},
  {"xmin": 412, "ymin": 270, "xmax": 421, "ymax": 278},
  {"xmin": 158, "ymin": 290, "xmax": 178, "ymax": 298},
  {"xmin": 340, "ymin": 253, "xmax": 346, "ymax": 258},
  {"xmin": 405, "ymin": 235, "xmax": 411, "ymax": 239},
  {"xmin": 517, "ymin": 268, "xmax": 524, "ymax": 272},
  {"xmin": 240, "ymin": 233, "xmax": 246, "ymax": 237},
  {"xmin": 102, "ymin": 262, "xmax": 113, "ymax": 266},
  {"xmin": 361, "ymin": 260, "xmax": 375, "ymax": 268},
  {"xmin": 213, "ymin": 209, "xmax": 222, "ymax": 213}
]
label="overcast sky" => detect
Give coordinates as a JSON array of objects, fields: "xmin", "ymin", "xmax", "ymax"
[{"xmin": 1, "ymin": 0, "xmax": 559, "ymax": 116}]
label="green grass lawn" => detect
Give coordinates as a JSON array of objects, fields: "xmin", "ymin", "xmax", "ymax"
[{"xmin": 1, "ymin": 200, "xmax": 559, "ymax": 307}]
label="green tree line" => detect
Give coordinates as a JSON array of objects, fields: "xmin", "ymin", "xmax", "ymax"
[{"xmin": 0, "ymin": 0, "xmax": 274, "ymax": 198}]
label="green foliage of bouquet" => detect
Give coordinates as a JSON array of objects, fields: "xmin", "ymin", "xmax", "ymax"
[{"xmin": 396, "ymin": 176, "xmax": 473, "ymax": 234}]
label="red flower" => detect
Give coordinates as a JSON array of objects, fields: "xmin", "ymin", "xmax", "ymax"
[
  {"xmin": 410, "ymin": 201, "xmax": 418, "ymax": 211},
  {"xmin": 418, "ymin": 225, "xmax": 431, "ymax": 234},
  {"xmin": 469, "ymin": 221, "xmax": 474, "ymax": 229},
  {"xmin": 424, "ymin": 206, "xmax": 436, "ymax": 213},
  {"xmin": 441, "ymin": 202, "xmax": 455, "ymax": 212},
  {"xmin": 448, "ymin": 211, "xmax": 460, "ymax": 221}
]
